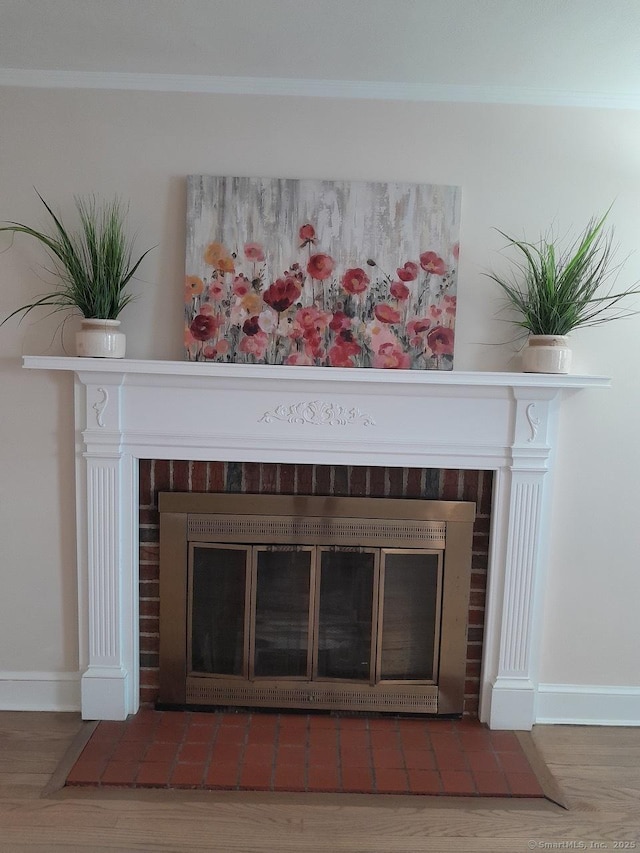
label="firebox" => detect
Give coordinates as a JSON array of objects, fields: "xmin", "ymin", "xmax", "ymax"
[{"xmin": 158, "ymin": 493, "xmax": 475, "ymax": 715}]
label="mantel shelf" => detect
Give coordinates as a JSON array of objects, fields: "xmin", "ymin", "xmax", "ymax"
[{"xmin": 23, "ymin": 355, "xmax": 610, "ymax": 391}]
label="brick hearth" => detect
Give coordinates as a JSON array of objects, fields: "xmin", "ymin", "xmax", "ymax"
[{"xmin": 66, "ymin": 709, "xmax": 545, "ymax": 797}]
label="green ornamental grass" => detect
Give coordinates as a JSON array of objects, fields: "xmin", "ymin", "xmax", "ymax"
[
  {"xmin": 1, "ymin": 192, "xmax": 152, "ymax": 325},
  {"xmin": 487, "ymin": 211, "xmax": 639, "ymax": 336}
]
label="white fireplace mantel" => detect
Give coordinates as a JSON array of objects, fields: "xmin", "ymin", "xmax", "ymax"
[{"xmin": 24, "ymin": 356, "xmax": 609, "ymax": 729}]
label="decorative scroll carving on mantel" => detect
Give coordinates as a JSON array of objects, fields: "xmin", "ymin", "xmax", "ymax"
[
  {"xmin": 259, "ymin": 401, "xmax": 376, "ymax": 427},
  {"xmin": 92, "ymin": 387, "xmax": 109, "ymax": 428},
  {"xmin": 526, "ymin": 403, "xmax": 541, "ymax": 442}
]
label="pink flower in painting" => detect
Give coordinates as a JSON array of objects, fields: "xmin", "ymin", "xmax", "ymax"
[
  {"xmin": 444, "ymin": 295, "xmax": 457, "ymax": 316},
  {"xmin": 199, "ymin": 302, "xmax": 213, "ymax": 315},
  {"xmin": 452, "ymin": 242, "xmax": 460, "ymax": 260},
  {"xmin": 296, "ymin": 305, "xmax": 331, "ymax": 335},
  {"xmin": 396, "ymin": 261, "xmax": 418, "ymax": 282},
  {"xmin": 429, "ymin": 304, "xmax": 443, "ymax": 320},
  {"xmin": 216, "ymin": 339, "xmax": 230, "ymax": 355},
  {"xmin": 258, "ymin": 308, "xmax": 278, "ymax": 334},
  {"xmin": 374, "ymin": 303, "xmax": 402, "ymax": 325},
  {"xmin": 390, "ymin": 281, "xmax": 410, "ymax": 301},
  {"xmin": 299, "ymin": 224, "xmax": 316, "ymax": 247},
  {"xmin": 242, "ymin": 315, "xmax": 261, "ymax": 336},
  {"xmin": 426, "ymin": 325, "xmax": 455, "ymax": 356},
  {"xmin": 190, "ymin": 313, "xmax": 217, "ymax": 341},
  {"xmin": 233, "ymin": 274, "xmax": 251, "ymax": 296},
  {"xmin": 329, "ymin": 310, "xmax": 351, "ymax": 332},
  {"xmin": 203, "ymin": 345, "xmax": 217, "ymax": 359},
  {"xmin": 373, "ymin": 342, "xmax": 411, "ymax": 370},
  {"xmin": 239, "ymin": 330, "xmax": 269, "ymax": 358},
  {"xmin": 244, "ymin": 242, "xmax": 265, "ymax": 262},
  {"xmin": 285, "ymin": 352, "xmax": 314, "ymax": 366},
  {"xmin": 307, "ymin": 253, "xmax": 335, "ymax": 281},
  {"xmin": 263, "ymin": 275, "xmax": 301, "ymax": 313},
  {"xmin": 420, "ymin": 251, "xmax": 447, "ymax": 275},
  {"xmin": 341, "ymin": 267, "xmax": 369, "ymax": 295},
  {"xmin": 407, "ymin": 317, "xmax": 431, "ymax": 347},
  {"xmin": 209, "ymin": 280, "xmax": 225, "ymax": 300},
  {"xmin": 365, "ymin": 319, "xmax": 399, "ymax": 352}
]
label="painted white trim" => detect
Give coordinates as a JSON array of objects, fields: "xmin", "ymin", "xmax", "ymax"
[
  {"xmin": 0, "ymin": 671, "xmax": 81, "ymax": 712},
  {"xmin": 1, "ymin": 68, "xmax": 639, "ymax": 111},
  {"xmin": 536, "ymin": 684, "xmax": 640, "ymax": 726},
  {"xmin": 24, "ymin": 357, "xmax": 609, "ymax": 726}
]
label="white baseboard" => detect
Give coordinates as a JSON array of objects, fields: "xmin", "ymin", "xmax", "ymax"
[
  {"xmin": 0, "ymin": 671, "xmax": 81, "ymax": 712},
  {"xmin": 536, "ymin": 683, "xmax": 640, "ymax": 726}
]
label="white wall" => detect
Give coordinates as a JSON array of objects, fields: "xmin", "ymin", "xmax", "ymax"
[{"xmin": 1, "ymin": 86, "xmax": 639, "ymax": 719}]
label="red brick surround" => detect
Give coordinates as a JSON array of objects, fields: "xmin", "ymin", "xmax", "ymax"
[{"xmin": 139, "ymin": 462, "xmax": 492, "ymax": 716}]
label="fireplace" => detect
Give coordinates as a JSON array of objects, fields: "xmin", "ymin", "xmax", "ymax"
[
  {"xmin": 157, "ymin": 492, "xmax": 475, "ymax": 715},
  {"xmin": 23, "ymin": 356, "xmax": 609, "ymax": 728}
]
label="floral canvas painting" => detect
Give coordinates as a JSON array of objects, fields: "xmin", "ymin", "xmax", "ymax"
[{"xmin": 184, "ymin": 176, "xmax": 461, "ymax": 369}]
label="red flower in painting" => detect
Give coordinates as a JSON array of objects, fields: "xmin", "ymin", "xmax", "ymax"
[
  {"xmin": 374, "ymin": 303, "xmax": 401, "ymax": 325},
  {"xmin": 341, "ymin": 267, "xmax": 370, "ymax": 295},
  {"xmin": 304, "ymin": 333, "xmax": 325, "ymax": 361},
  {"xmin": 373, "ymin": 342, "xmax": 411, "ymax": 369},
  {"xmin": 396, "ymin": 261, "xmax": 418, "ymax": 282},
  {"xmin": 390, "ymin": 281, "xmax": 410, "ymax": 301},
  {"xmin": 420, "ymin": 251, "xmax": 447, "ymax": 275},
  {"xmin": 307, "ymin": 253, "xmax": 335, "ymax": 281},
  {"xmin": 242, "ymin": 316, "xmax": 261, "ymax": 336},
  {"xmin": 328, "ymin": 329, "xmax": 362, "ymax": 368},
  {"xmin": 262, "ymin": 276, "xmax": 301, "ymax": 313},
  {"xmin": 407, "ymin": 317, "xmax": 431, "ymax": 337},
  {"xmin": 299, "ymin": 224, "xmax": 317, "ymax": 247},
  {"xmin": 244, "ymin": 242, "xmax": 265, "ymax": 262},
  {"xmin": 328, "ymin": 346, "xmax": 356, "ymax": 367},
  {"xmin": 426, "ymin": 325, "xmax": 455, "ymax": 355},
  {"xmin": 329, "ymin": 310, "xmax": 351, "ymax": 332},
  {"xmin": 190, "ymin": 313, "xmax": 217, "ymax": 341}
]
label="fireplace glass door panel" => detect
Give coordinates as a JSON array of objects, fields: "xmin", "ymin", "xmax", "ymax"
[
  {"xmin": 189, "ymin": 544, "xmax": 250, "ymax": 677},
  {"xmin": 252, "ymin": 547, "xmax": 314, "ymax": 679},
  {"xmin": 379, "ymin": 550, "xmax": 442, "ymax": 682},
  {"xmin": 315, "ymin": 548, "xmax": 377, "ymax": 681}
]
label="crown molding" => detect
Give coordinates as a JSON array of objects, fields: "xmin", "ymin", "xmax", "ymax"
[{"xmin": 1, "ymin": 67, "xmax": 639, "ymax": 111}]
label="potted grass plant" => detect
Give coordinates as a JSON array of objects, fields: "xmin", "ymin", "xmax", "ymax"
[
  {"xmin": 487, "ymin": 210, "xmax": 639, "ymax": 373},
  {"xmin": 1, "ymin": 191, "xmax": 153, "ymax": 357}
]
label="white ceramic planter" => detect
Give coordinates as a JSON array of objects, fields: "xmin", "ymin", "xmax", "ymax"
[
  {"xmin": 76, "ymin": 318, "xmax": 126, "ymax": 358},
  {"xmin": 522, "ymin": 334, "xmax": 572, "ymax": 374}
]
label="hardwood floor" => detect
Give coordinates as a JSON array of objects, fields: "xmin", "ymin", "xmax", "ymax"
[{"xmin": 0, "ymin": 712, "xmax": 638, "ymax": 852}]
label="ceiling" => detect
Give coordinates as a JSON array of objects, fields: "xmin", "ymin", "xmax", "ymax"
[{"xmin": 1, "ymin": 0, "xmax": 640, "ymax": 107}]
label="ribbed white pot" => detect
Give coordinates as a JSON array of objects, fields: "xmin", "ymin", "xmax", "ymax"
[
  {"xmin": 76, "ymin": 318, "xmax": 126, "ymax": 358},
  {"xmin": 522, "ymin": 334, "xmax": 572, "ymax": 374}
]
